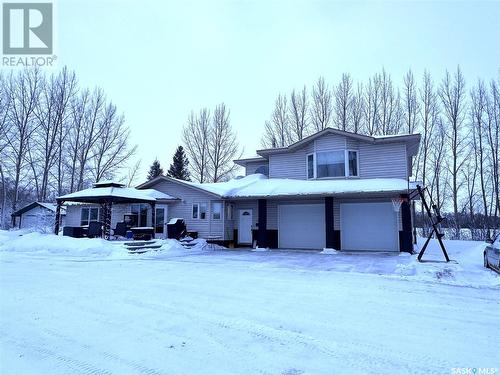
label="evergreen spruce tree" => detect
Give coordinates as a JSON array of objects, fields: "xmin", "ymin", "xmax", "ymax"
[
  {"xmin": 167, "ymin": 146, "xmax": 191, "ymax": 181},
  {"xmin": 147, "ymin": 159, "xmax": 164, "ymax": 181}
]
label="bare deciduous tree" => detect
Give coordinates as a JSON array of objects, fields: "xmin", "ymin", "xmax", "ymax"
[
  {"xmin": 208, "ymin": 103, "xmax": 241, "ymax": 182},
  {"xmin": 262, "ymin": 94, "xmax": 291, "ymax": 148},
  {"xmin": 403, "ymin": 69, "xmax": 420, "ymax": 134},
  {"xmin": 310, "ymin": 77, "xmax": 333, "ymax": 132},
  {"xmin": 439, "ymin": 67, "xmax": 468, "ymax": 239},
  {"xmin": 333, "ymin": 73, "xmax": 353, "ymax": 131},
  {"xmin": 182, "ymin": 109, "xmax": 210, "ymax": 183},
  {"xmin": 289, "ymin": 86, "xmax": 309, "ymax": 142},
  {"xmin": 4, "ymin": 68, "xmax": 42, "ymax": 213}
]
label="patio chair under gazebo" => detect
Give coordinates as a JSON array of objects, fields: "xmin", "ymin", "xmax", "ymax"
[{"xmin": 54, "ymin": 181, "xmax": 177, "ymax": 240}]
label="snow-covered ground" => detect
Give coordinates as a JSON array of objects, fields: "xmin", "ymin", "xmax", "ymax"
[{"xmin": 0, "ymin": 230, "xmax": 498, "ymax": 375}]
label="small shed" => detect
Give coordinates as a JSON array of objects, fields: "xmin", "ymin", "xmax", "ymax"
[{"xmin": 12, "ymin": 202, "xmax": 66, "ymax": 230}]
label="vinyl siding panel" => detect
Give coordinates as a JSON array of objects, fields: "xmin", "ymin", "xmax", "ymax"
[
  {"xmin": 267, "ymin": 132, "xmax": 408, "ymax": 180},
  {"xmin": 358, "ymin": 143, "xmax": 407, "ymax": 179},
  {"xmin": 146, "ymin": 180, "xmax": 224, "ymax": 239},
  {"xmin": 315, "ymin": 134, "xmax": 346, "ymax": 151},
  {"xmin": 269, "ymin": 143, "xmax": 313, "ymax": 179}
]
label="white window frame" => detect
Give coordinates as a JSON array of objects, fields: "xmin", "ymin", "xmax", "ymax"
[
  {"xmin": 306, "ymin": 149, "xmax": 360, "ymax": 179},
  {"xmin": 192, "ymin": 203, "xmax": 208, "ymax": 220},
  {"xmin": 346, "ymin": 149, "xmax": 360, "ymax": 177},
  {"xmin": 316, "ymin": 150, "xmax": 346, "ymax": 179},
  {"xmin": 80, "ymin": 207, "xmax": 99, "ymax": 226},
  {"xmin": 192, "ymin": 203, "xmax": 199, "ymax": 219},
  {"xmin": 306, "ymin": 153, "xmax": 316, "ymax": 179},
  {"xmin": 212, "ymin": 202, "xmax": 222, "ymax": 220}
]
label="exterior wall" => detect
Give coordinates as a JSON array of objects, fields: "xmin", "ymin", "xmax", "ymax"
[
  {"xmin": 267, "ymin": 133, "xmax": 408, "ymax": 180},
  {"xmin": 146, "ymin": 180, "xmax": 225, "ymax": 239},
  {"xmin": 245, "ymin": 161, "xmax": 269, "ymax": 176},
  {"xmin": 358, "ymin": 142, "xmax": 407, "ymax": 179},
  {"xmin": 268, "ymin": 142, "xmax": 314, "ymax": 179},
  {"xmin": 18, "ymin": 206, "xmax": 59, "ymax": 230},
  {"xmin": 233, "ymin": 196, "xmax": 402, "ymax": 248}
]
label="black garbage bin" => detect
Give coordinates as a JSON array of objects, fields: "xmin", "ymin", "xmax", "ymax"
[{"xmin": 167, "ymin": 218, "xmax": 186, "ymax": 240}]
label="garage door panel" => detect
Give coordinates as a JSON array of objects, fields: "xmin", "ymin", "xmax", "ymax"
[
  {"xmin": 341, "ymin": 202, "xmax": 398, "ymax": 251},
  {"xmin": 279, "ymin": 204, "xmax": 325, "ymax": 249}
]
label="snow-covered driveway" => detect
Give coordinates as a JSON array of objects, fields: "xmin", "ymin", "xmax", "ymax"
[{"xmin": 1, "ymin": 240, "xmax": 499, "ymax": 374}]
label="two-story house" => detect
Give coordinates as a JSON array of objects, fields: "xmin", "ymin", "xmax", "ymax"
[{"xmin": 138, "ymin": 128, "xmax": 421, "ymax": 252}]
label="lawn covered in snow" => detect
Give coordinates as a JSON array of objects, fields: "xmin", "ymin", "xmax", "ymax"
[{"xmin": 0, "ymin": 230, "xmax": 498, "ymax": 375}]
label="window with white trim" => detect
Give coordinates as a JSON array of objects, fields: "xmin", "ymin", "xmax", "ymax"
[
  {"xmin": 347, "ymin": 150, "xmax": 359, "ymax": 177},
  {"xmin": 317, "ymin": 150, "xmax": 345, "ymax": 178},
  {"xmin": 192, "ymin": 203, "xmax": 208, "ymax": 219},
  {"xmin": 212, "ymin": 202, "xmax": 222, "ymax": 220},
  {"xmin": 306, "ymin": 149, "xmax": 360, "ymax": 178},
  {"xmin": 307, "ymin": 153, "xmax": 315, "ymax": 179},
  {"xmin": 80, "ymin": 207, "xmax": 99, "ymax": 226}
]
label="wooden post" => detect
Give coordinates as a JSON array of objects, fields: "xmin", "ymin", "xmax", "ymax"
[
  {"xmin": 257, "ymin": 199, "xmax": 267, "ymax": 248},
  {"xmin": 54, "ymin": 201, "xmax": 63, "ymax": 235},
  {"xmin": 151, "ymin": 202, "xmax": 156, "ymax": 239}
]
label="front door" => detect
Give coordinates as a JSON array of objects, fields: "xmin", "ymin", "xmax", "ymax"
[
  {"xmin": 155, "ymin": 205, "xmax": 168, "ymax": 238},
  {"xmin": 238, "ymin": 209, "xmax": 253, "ymax": 245}
]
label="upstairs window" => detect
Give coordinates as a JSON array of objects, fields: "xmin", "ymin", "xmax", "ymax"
[
  {"xmin": 307, "ymin": 149, "xmax": 359, "ymax": 179},
  {"xmin": 348, "ymin": 150, "xmax": 359, "ymax": 177},
  {"xmin": 307, "ymin": 154, "xmax": 315, "ymax": 179},
  {"xmin": 317, "ymin": 151, "xmax": 345, "ymax": 178}
]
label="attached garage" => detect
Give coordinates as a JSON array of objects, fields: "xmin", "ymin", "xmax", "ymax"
[
  {"xmin": 279, "ymin": 204, "xmax": 325, "ymax": 249},
  {"xmin": 340, "ymin": 202, "xmax": 399, "ymax": 252}
]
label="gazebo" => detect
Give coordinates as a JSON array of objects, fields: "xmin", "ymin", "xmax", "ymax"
[{"xmin": 55, "ymin": 181, "xmax": 177, "ymax": 239}]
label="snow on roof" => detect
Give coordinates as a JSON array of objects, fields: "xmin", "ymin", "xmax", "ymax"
[
  {"xmin": 58, "ymin": 186, "xmax": 176, "ymax": 202},
  {"xmin": 12, "ymin": 202, "xmax": 67, "ymax": 216},
  {"xmin": 175, "ymin": 174, "xmax": 413, "ymax": 198}
]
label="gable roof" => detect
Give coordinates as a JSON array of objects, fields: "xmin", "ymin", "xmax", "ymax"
[
  {"xmin": 57, "ymin": 186, "xmax": 177, "ymax": 203},
  {"xmin": 256, "ymin": 128, "xmax": 421, "ymax": 157},
  {"xmin": 136, "ymin": 176, "xmax": 223, "ymax": 198},
  {"xmin": 12, "ymin": 202, "xmax": 67, "ymax": 216}
]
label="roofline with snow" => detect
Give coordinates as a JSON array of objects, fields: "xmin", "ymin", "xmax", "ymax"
[
  {"xmin": 136, "ymin": 176, "xmax": 223, "ymax": 198},
  {"xmin": 256, "ymin": 128, "xmax": 421, "ymax": 156},
  {"xmin": 233, "ymin": 156, "xmax": 268, "ymax": 166},
  {"xmin": 12, "ymin": 201, "xmax": 66, "ymax": 216}
]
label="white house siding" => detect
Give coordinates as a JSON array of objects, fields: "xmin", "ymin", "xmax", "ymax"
[
  {"xmin": 314, "ymin": 133, "xmax": 346, "ymax": 151},
  {"xmin": 358, "ymin": 142, "xmax": 407, "ymax": 179},
  {"xmin": 267, "ymin": 133, "xmax": 408, "ymax": 180},
  {"xmin": 245, "ymin": 161, "xmax": 269, "ymax": 176},
  {"xmin": 64, "ymin": 204, "xmax": 101, "ymax": 227},
  {"xmin": 146, "ymin": 180, "xmax": 225, "ymax": 239},
  {"xmin": 269, "ymin": 142, "xmax": 314, "ymax": 179}
]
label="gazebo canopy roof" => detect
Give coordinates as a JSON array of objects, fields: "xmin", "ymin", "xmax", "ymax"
[{"xmin": 57, "ymin": 185, "xmax": 177, "ymax": 204}]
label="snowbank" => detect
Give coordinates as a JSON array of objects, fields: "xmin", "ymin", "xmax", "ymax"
[
  {"xmin": 394, "ymin": 237, "xmax": 499, "ymax": 288},
  {"xmin": 0, "ymin": 230, "xmax": 207, "ymax": 259}
]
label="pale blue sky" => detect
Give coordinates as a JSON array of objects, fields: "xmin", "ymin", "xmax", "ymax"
[{"xmin": 57, "ymin": 0, "xmax": 500, "ymax": 180}]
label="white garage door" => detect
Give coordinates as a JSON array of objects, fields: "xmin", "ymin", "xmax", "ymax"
[
  {"xmin": 341, "ymin": 202, "xmax": 398, "ymax": 252},
  {"xmin": 279, "ymin": 204, "xmax": 325, "ymax": 249},
  {"xmin": 20, "ymin": 214, "xmax": 45, "ymax": 229}
]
